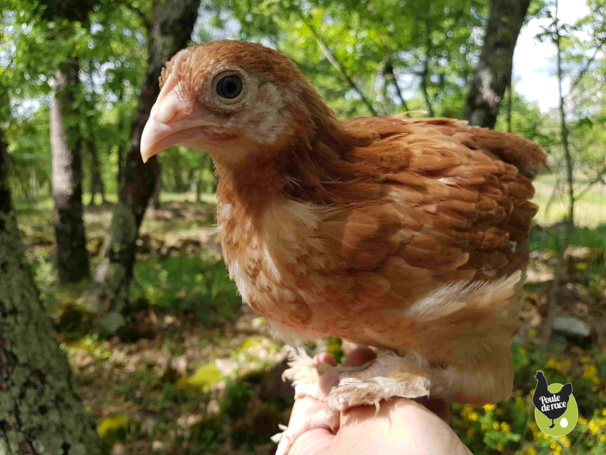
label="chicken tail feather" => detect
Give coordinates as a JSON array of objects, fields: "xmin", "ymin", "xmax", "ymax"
[{"xmin": 468, "ymin": 127, "xmax": 547, "ymax": 180}]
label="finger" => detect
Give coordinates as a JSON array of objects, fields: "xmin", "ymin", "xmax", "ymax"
[
  {"xmin": 313, "ymin": 352, "xmax": 337, "ymax": 368},
  {"xmin": 289, "ymin": 354, "xmax": 337, "ymax": 419},
  {"xmin": 314, "ymin": 354, "xmax": 340, "ymax": 400},
  {"xmin": 318, "ymin": 348, "xmax": 377, "ymax": 399},
  {"xmin": 287, "ymin": 396, "xmax": 325, "ymax": 426},
  {"xmin": 342, "ymin": 347, "xmax": 377, "ymax": 367}
]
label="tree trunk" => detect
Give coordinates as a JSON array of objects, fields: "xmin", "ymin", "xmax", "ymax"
[
  {"xmin": 152, "ymin": 163, "xmax": 162, "ymax": 210},
  {"xmin": 0, "ymin": 123, "xmax": 103, "ymax": 455},
  {"xmin": 463, "ymin": 0, "xmax": 531, "ymax": 128},
  {"xmin": 92, "ymin": 0, "xmax": 201, "ymax": 332},
  {"xmin": 86, "ymin": 136, "xmax": 106, "ymax": 206},
  {"xmin": 541, "ymin": 0, "xmax": 575, "ymax": 343},
  {"xmin": 50, "ymin": 58, "xmax": 90, "ymax": 283}
]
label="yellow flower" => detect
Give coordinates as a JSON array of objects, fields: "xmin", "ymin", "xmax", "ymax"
[
  {"xmin": 483, "ymin": 404, "xmax": 496, "ymax": 412},
  {"xmin": 470, "ymin": 412, "xmax": 480, "ymax": 422},
  {"xmin": 501, "ymin": 422, "xmax": 511, "ymax": 434},
  {"xmin": 600, "ymin": 435, "xmax": 606, "ymax": 442},
  {"xmin": 602, "ymin": 408, "xmax": 606, "ymax": 417},
  {"xmin": 580, "ymin": 355, "xmax": 590, "ymax": 363},
  {"xmin": 518, "ymin": 347, "xmax": 526, "ymax": 356},
  {"xmin": 529, "ymin": 422, "xmax": 538, "ymax": 431},
  {"xmin": 461, "ymin": 404, "xmax": 473, "ymax": 419},
  {"xmin": 579, "ymin": 416, "xmax": 588, "ymax": 425},
  {"xmin": 561, "ymin": 435, "xmax": 571, "ymax": 447},
  {"xmin": 583, "ymin": 364, "xmax": 598, "ymax": 380},
  {"xmin": 497, "ymin": 442, "xmax": 504, "ymax": 452},
  {"xmin": 589, "ymin": 420, "xmax": 599, "ymax": 435},
  {"xmin": 493, "ymin": 422, "xmax": 500, "ymax": 430},
  {"xmin": 526, "ymin": 448, "xmax": 537, "ymax": 455},
  {"xmin": 466, "ymin": 428, "xmax": 475, "ymax": 439},
  {"xmin": 481, "ymin": 423, "xmax": 487, "ymax": 430}
]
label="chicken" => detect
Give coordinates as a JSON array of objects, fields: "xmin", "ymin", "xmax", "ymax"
[
  {"xmin": 140, "ymin": 39, "xmax": 546, "ymax": 452},
  {"xmin": 533, "ymin": 371, "xmax": 574, "ymax": 429}
]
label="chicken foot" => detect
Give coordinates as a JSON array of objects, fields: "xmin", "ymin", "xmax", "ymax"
[{"xmin": 274, "ymin": 348, "xmax": 431, "ymax": 455}]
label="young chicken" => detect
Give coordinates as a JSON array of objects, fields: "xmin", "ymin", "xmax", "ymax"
[{"xmin": 140, "ymin": 40, "xmax": 546, "ymax": 452}]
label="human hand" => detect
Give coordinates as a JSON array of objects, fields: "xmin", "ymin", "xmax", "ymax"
[{"xmin": 285, "ymin": 347, "xmax": 472, "ymax": 455}]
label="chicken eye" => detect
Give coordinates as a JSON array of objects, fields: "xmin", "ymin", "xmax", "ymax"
[{"xmin": 216, "ymin": 75, "xmax": 242, "ymax": 99}]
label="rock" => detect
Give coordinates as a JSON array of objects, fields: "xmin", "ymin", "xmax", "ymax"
[
  {"xmin": 572, "ymin": 302, "xmax": 589, "ymax": 317},
  {"xmin": 552, "ymin": 316, "xmax": 591, "ymax": 338}
]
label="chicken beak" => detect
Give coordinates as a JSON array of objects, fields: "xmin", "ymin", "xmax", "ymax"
[{"xmin": 140, "ymin": 74, "xmax": 202, "ymax": 163}]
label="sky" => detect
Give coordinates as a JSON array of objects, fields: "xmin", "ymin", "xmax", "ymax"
[{"xmin": 513, "ymin": 0, "xmax": 591, "ymax": 111}]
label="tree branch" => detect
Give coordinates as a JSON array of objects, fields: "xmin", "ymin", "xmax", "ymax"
[
  {"xmin": 574, "ymin": 165, "xmax": 606, "ymax": 200},
  {"xmin": 298, "ymin": 13, "xmax": 378, "ymax": 116},
  {"xmin": 569, "ymin": 44, "xmax": 604, "ymax": 93},
  {"xmin": 384, "ymin": 63, "xmax": 411, "ymax": 114},
  {"xmin": 419, "ymin": 18, "xmax": 435, "ymax": 117}
]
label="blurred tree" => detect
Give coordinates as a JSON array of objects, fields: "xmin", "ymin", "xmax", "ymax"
[
  {"xmin": 92, "ymin": 0, "xmax": 202, "ymax": 332},
  {"xmin": 41, "ymin": 0, "xmax": 98, "ymax": 283},
  {"xmin": 0, "ymin": 87, "xmax": 103, "ymax": 454},
  {"xmin": 463, "ymin": 0, "xmax": 532, "ymax": 128},
  {"xmin": 82, "ymin": 67, "xmax": 107, "ymax": 205}
]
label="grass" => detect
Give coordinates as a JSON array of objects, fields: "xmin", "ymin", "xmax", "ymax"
[
  {"xmin": 133, "ymin": 255, "xmax": 240, "ymax": 323},
  {"xmin": 532, "ymin": 173, "xmax": 606, "ymax": 228}
]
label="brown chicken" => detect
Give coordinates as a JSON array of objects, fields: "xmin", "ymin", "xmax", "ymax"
[{"xmin": 140, "ymin": 39, "xmax": 546, "ymax": 453}]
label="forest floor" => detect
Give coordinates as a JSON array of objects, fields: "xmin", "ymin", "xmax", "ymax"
[{"xmin": 14, "ymin": 185, "xmax": 606, "ymax": 455}]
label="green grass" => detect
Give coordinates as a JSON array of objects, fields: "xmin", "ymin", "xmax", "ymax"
[
  {"xmin": 532, "ymin": 173, "xmax": 606, "ymax": 228},
  {"xmin": 11, "ymin": 182, "xmax": 606, "ymax": 455},
  {"xmin": 133, "ymin": 255, "xmax": 240, "ymax": 323}
]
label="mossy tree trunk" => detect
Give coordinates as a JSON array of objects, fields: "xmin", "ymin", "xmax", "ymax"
[
  {"xmin": 42, "ymin": 0, "xmax": 98, "ymax": 284},
  {"xmin": 50, "ymin": 57, "xmax": 91, "ymax": 283},
  {"xmin": 92, "ymin": 0, "xmax": 201, "ymax": 332},
  {"xmin": 463, "ymin": 0, "xmax": 531, "ymax": 129},
  {"xmin": 0, "ymin": 120, "xmax": 103, "ymax": 454}
]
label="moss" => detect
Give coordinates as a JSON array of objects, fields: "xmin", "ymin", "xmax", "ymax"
[
  {"xmin": 62, "ymin": 334, "xmax": 112, "ymax": 360},
  {"xmin": 55, "ymin": 300, "xmax": 94, "ymax": 336},
  {"xmin": 97, "ymin": 414, "xmax": 138, "ymax": 446},
  {"xmin": 177, "ymin": 363, "xmax": 222, "ymax": 391},
  {"xmin": 238, "ymin": 336, "xmax": 267, "ymax": 351}
]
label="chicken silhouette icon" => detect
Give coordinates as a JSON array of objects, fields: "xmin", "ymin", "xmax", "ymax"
[{"xmin": 533, "ymin": 371, "xmax": 574, "ymax": 429}]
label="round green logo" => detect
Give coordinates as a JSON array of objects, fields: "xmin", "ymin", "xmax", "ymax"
[{"xmin": 533, "ymin": 372, "xmax": 578, "ymax": 437}]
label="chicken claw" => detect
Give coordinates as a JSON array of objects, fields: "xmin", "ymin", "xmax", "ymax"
[
  {"xmin": 276, "ymin": 349, "xmax": 431, "ymax": 454},
  {"xmin": 324, "ymin": 354, "xmax": 431, "ymax": 412}
]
